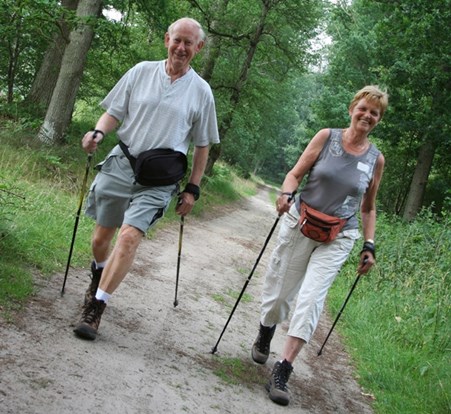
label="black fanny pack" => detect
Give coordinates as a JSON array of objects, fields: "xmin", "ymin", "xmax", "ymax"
[{"xmin": 119, "ymin": 141, "xmax": 187, "ymax": 186}]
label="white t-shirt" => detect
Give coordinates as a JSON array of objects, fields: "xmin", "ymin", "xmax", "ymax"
[{"xmin": 101, "ymin": 60, "xmax": 220, "ymax": 157}]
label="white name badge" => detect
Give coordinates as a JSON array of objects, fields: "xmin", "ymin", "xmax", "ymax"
[{"xmin": 357, "ymin": 161, "xmax": 370, "ymax": 174}]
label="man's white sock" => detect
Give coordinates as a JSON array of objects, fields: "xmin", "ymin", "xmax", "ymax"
[
  {"xmin": 95, "ymin": 260, "xmax": 107, "ymax": 269},
  {"xmin": 95, "ymin": 289, "xmax": 111, "ymax": 303}
]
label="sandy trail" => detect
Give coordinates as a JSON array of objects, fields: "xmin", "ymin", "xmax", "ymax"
[{"xmin": 0, "ymin": 186, "xmax": 373, "ymax": 414}]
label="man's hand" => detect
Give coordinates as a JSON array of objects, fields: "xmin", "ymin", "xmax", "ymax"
[
  {"xmin": 81, "ymin": 130, "xmax": 104, "ymax": 154},
  {"xmin": 175, "ymin": 192, "xmax": 195, "ymax": 216}
]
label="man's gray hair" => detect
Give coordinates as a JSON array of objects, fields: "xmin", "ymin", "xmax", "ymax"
[{"xmin": 168, "ymin": 17, "xmax": 206, "ymax": 43}]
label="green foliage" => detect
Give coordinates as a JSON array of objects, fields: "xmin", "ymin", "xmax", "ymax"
[
  {"xmin": 0, "ymin": 121, "xmax": 256, "ymax": 312},
  {"xmin": 328, "ymin": 210, "xmax": 450, "ymax": 414},
  {"xmin": 0, "ymin": 0, "xmax": 70, "ymax": 101},
  {"xmin": 318, "ymin": 0, "xmax": 451, "ymax": 216}
]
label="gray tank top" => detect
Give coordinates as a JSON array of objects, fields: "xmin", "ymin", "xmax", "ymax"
[{"xmin": 298, "ymin": 128, "xmax": 380, "ymax": 230}]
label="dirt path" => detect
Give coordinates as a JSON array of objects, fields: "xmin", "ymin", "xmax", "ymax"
[{"xmin": 0, "ymin": 186, "xmax": 374, "ymax": 414}]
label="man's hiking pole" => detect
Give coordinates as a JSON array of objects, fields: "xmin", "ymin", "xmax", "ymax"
[
  {"xmin": 210, "ymin": 190, "xmax": 296, "ymax": 354},
  {"xmin": 61, "ymin": 152, "xmax": 93, "ymax": 296},
  {"xmin": 317, "ymin": 258, "xmax": 368, "ymax": 356},
  {"xmin": 173, "ymin": 214, "xmax": 184, "ymax": 307}
]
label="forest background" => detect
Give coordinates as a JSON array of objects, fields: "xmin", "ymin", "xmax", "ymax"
[{"xmin": 0, "ymin": 0, "xmax": 449, "ymax": 413}]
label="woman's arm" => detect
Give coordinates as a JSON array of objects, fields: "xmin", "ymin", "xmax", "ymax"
[
  {"xmin": 358, "ymin": 152, "xmax": 385, "ymax": 273},
  {"xmin": 277, "ymin": 128, "xmax": 330, "ymax": 214}
]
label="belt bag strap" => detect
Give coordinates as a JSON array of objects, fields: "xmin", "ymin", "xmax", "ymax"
[{"xmin": 118, "ymin": 140, "xmax": 137, "ymax": 169}]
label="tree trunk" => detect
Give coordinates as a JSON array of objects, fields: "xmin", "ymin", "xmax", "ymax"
[
  {"xmin": 402, "ymin": 140, "xmax": 436, "ymax": 221},
  {"xmin": 204, "ymin": 0, "xmax": 270, "ymax": 176},
  {"xmin": 198, "ymin": 0, "xmax": 230, "ymax": 176},
  {"xmin": 25, "ymin": 0, "xmax": 79, "ymax": 115},
  {"xmin": 38, "ymin": 0, "xmax": 102, "ymax": 144}
]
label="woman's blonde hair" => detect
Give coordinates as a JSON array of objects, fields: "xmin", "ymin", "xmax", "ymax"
[{"xmin": 349, "ymin": 85, "xmax": 389, "ymax": 117}]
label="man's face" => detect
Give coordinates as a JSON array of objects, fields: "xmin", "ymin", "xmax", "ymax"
[{"xmin": 165, "ymin": 22, "xmax": 204, "ymax": 72}]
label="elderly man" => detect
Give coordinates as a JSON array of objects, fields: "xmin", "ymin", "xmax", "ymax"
[{"xmin": 74, "ymin": 17, "xmax": 219, "ymax": 340}]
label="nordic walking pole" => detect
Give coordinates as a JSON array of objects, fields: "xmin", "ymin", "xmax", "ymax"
[
  {"xmin": 61, "ymin": 153, "xmax": 93, "ymax": 296},
  {"xmin": 211, "ymin": 209, "xmax": 285, "ymax": 354},
  {"xmin": 317, "ymin": 258, "xmax": 368, "ymax": 356},
  {"xmin": 173, "ymin": 213, "xmax": 184, "ymax": 307}
]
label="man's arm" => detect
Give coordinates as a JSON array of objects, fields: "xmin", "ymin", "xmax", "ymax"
[{"xmin": 176, "ymin": 145, "xmax": 209, "ymax": 216}]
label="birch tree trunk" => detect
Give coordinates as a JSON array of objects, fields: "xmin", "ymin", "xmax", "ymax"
[{"xmin": 38, "ymin": 0, "xmax": 102, "ymax": 144}]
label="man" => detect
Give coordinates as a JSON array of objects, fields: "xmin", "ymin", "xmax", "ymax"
[{"xmin": 74, "ymin": 17, "xmax": 219, "ymax": 340}]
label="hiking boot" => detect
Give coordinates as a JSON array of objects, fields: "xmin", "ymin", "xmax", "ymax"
[
  {"xmin": 252, "ymin": 323, "xmax": 276, "ymax": 364},
  {"xmin": 84, "ymin": 261, "xmax": 103, "ymax": 305},
  {"xmin": 265, "ymin": 359, "xmax": 293, "ymax": 406},
  {"xmin": 73, "ymin": 297, "xmax": 106, "ymax": 340}
]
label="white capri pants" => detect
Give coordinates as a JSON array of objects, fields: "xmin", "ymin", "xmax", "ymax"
[{"xmin": 260, "ymin": 203, "xmax": 360, "ymax": 343}]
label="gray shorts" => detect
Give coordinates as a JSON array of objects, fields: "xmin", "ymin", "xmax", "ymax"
[{"xmin": 85, "ymin": 145, "xmax": 178, "ymax": 233}]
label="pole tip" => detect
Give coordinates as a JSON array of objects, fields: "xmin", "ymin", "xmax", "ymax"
[
  {"xmin": 211, "ymin": 346, "xmax": 217, "ymax": 354},
  {"xmin": 173, "ymin": 300, "xmax": 178, "ymax": 307}
]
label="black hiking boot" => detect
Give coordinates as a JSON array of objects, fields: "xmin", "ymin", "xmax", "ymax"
[
  {"xmin": 73, "ymin": 297, "xmax": 106, "ymax": 340},
  {"xmin": 265, "ymin": 359, "xmax": 293, "ymax": 406},
  {"xmin": 252, "ymin": 323, "xmax": 276, "ymax": 364},
  {"xmin": 84, "ymin": 261, "xmax": 103, "ymax": 305}
]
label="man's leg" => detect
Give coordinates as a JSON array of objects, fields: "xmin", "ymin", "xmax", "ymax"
[
  {"xmin": 84, "ymin": 224, "xmax": 117, "ymax": 305},
  {"xmin": 92, "ymin": 223, "xmax": 117, "ymax": 264},
  {"xmin": 98, "ymin": 224, "xmax": 143, "ymax": 294},
  {"xmin": 74, "ymin": 224, "xmax": 143, "ymax": 340}
]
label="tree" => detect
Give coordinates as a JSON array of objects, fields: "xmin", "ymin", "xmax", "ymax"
[
  {"xmin": 317, "ymin": 0, "xmax": 450, "ymax": 218},
  {"xmin": 25, "ymin": 0, "xmax": 79, "ymax": 116},
  {"xmin": 0, "ymin": 0, "xmax": 58, "ymax": 103},
  {"xmin": 187, "ymin": 0, "xmax": 322, "ymax": 176},
  {"xmin": 371, "ymin": 0, "xmax": 451, "ymax": 220},
  {"xmin": 38, "ymin": 0, "xmax": 103, "ymax": 144}
]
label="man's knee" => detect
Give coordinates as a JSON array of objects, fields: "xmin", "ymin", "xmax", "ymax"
[{"xmin": 116, "ymin": 225, "xmax": 144, "ymax": 252}]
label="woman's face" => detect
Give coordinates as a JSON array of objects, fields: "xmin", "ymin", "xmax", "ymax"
[{"xmin": 349, "ymin": 98, "xmax": 382, "ymax": 134}]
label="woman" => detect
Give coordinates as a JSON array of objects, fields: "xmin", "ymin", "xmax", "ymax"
[{"xmin": 252, "ymin": 85, "xmax": 388, "ymax": 406}]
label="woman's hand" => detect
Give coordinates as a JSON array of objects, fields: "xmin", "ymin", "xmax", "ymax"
[{"xmin": 276, "ymin": 193, "xmax": 295, "ymax": 216}]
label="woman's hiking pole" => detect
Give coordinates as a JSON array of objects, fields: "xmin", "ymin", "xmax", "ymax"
[
  {"xmin": 317, "ymin": 258, "xmax": 368, "ymax": 356},
  {"xmin": 173, "ymin": 215, "xmax": 184, "ymax": 307},
  {"xmin": 211, "ymin": 214, "xmax": 281, "ymax": 354},
  {"xmin": 61, "ymin": 153, "xmax": 93, "ymax": 296}
]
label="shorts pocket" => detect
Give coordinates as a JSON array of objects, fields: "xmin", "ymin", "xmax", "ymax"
[{"xmin": 95, "ymin": 154, "xmax": 117, "ymax": 173}]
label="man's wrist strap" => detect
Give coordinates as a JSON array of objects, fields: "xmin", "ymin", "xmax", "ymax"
[{"xmin": 183, "ymin": 183, "xmax": 200, "ymax": 200}]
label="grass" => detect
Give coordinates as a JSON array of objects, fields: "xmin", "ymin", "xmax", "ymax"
[
  {"xmin": 0, "ymin": 122, "xmax": 257, "ymax": 313},
  {"xmin": 212, "ymin": 289, "xmax": 253, "ymax": 308},
  {"xmin": 203, "ymin": 355, "xmax": 266, "ymax": 387},
  {"xmin": 327, "ymin": 210, "xmax": 450, "ymax": 414}
]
